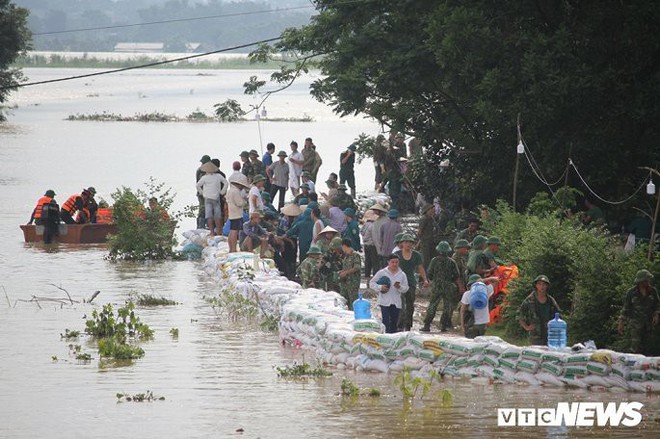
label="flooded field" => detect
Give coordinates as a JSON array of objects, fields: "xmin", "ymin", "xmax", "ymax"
[{"xmin": 0, "ymin": 68, "xmax": 658, "ymax": 438}]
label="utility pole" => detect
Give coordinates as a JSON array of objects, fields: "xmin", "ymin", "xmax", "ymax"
[
  {"xmin": 513, "ymin": 114, "xmax": 522, "ymax": 212},
  {"xmin": 640, "ymin": 166, "xmax": 660, "ymax": 261}
]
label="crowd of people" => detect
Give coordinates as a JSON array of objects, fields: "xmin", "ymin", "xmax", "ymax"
[{"xmin": 194, "ymin": 135, "xmax": 658, "ymax": 352}]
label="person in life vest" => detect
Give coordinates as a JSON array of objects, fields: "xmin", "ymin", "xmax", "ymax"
[
  {"xmin": 28, "ymin": 189, "xmax": 61, "ymax": 243},
  {"xmin": 60, "ymin": 188, "xmax": 96, "ymax": 224},
  {"xmin": 95, "ymin": 200, "xmax": 113, "ymax": 224},
  {"xmin": 83, "ymin": 187, "xmax": 98, "ymax": 223}
]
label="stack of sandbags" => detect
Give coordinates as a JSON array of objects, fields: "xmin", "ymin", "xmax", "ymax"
[{"xmin": 191, "ymin": 229, "xmax": 660, "ymax": 393}]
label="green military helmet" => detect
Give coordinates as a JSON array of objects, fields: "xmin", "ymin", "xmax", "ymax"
[
  {"xmin": 634, "ymin": 269, "xmax": 654, "ymax": 284},
  {"xmin": 399, "ymin": 233, "xmax": 416, "ymax": 243},
  {"xmin": 486, "ymin": 236, "xmax": 501, "ymax": 246},
  {"xmin": 337, "ymin": 184, "xmax": 347, "ymax": 191},
  {"xmin": 277, "ymin": 150, "xmax": 288, "ymax": 157},
  {"xmin": 533, "ymin": 275, "xmax": 551, "ymax": 285},
  {"xmin": 329, "ymin": 236, "xmax": 343, "ymax": 251},
  {"xmin": 200, "ymin": 155, "xmax": 211, "ymax": 163},
  {"xmin": 252, "ymin": 174, "xmax": 266, "ymax": 183},
  {"xmin": 45, "ymin": 189, "xmax": 56, "ymax": 197},
  {"xmin": 393, "ymin": 232, "xmax": 405, "ymax": 243},
  {"xmin": 307, "ymin": 245, "xmax": 322, "ymax": 255},
  {"xmin": 301, "ymin": 170, "xmax": 311, "ymax": 178},
  {"xmin": 343, "ymin": 208, "xmax": 356, "ymax": 218},
  {"xmin": 261, "ymin": 191, "xmax": 271, "ymax": 201},
  {"xmin": 472, "ymin": 235, "xmax": 487, "ymax": 248},
  {"xmin": 467, "ymin": 274, "xmax": 481, "ymax": 286},
  {"xmin": 249, "ymin": 149, "xmax": 259, "ymax": 156},
  {"xmin": 435, "ymin": 241, "xmax": 452, "ymax": 254},
  {"xmin": 300, "ymin": 183, "xmax": 310, "ymax": 190},
  {"xmin": 240, "ymin": 151, "xmax": 250, "ymax": 158},
  {"xmin": 455, "ymin": 239, "xmax": 470, "ymax": 249}
]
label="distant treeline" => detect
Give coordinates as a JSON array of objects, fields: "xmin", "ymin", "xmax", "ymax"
[
  {"xmin": 15, "ymin": 0, "xmax": 312, "ymax": 52},
  {"xmin": 14, "ymin": 53, "xmax": 285, "ymax": 70}
]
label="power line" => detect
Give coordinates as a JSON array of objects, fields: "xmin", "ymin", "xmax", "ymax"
[
  {"xmin": 1, "ymin": 37, "xmax": 282, "ymax": 90},
  {"xmin": 569, "ymin": 159, "xmax": 647, "ymax": 205},
  {"xmin": 33, "ymin": 5, "xmax": 315, "ymax": 36}
]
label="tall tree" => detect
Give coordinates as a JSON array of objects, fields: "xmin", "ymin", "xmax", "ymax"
[
  {"xmin": 0, "ymin": 0, "xmax": 31, "ymax": 121},
  {"xmin": 252, "ymin": 0, "xmax": 660, "ymax": 215}
]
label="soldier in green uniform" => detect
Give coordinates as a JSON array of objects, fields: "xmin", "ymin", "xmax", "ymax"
[
  {"xmin": 453, "ymin": 239, "xmax": 470, "ymax": 285},
  {"xmin": 518, "ymin": 275, "xmax": 561, "ymax": 345},
  {"xmin": 296, "ymin": 245, "xmax": 323, "ymax": 288},
  {"xmin": 240, "ymin": 151, "xmax": 255, "ymax": 183},
  {"xmin": 341, "ymin": 208, "xmax": 362, "ymax": 251},
  {"xmin": 320, "ymin": 236, "xmax": 344, "ymax": 292},
  {"xmin": 618, "ymin": 269, "xmax": 659, "ymax": 355},
  {"xmin": 329, "ymin": 184, "xmax": 356, "ymax": 210},
  {"xmin": 417, "ymin": 204, "xmax": 436, "ymax": 270},
  {"xmin": 455, "ymin": 217, "xmax": 480, "ymax": 246},
  {"xmin": 466, "ymin": 235, "xmax": 493, "ymax": 277},
  {"xmin": 421, "ymin": 241, "xmax": 464, "ymax": 332},
  {"xmin": 483, "ymin": 236, "xmax": 504, "ymax": 270},
  {"xmin": 249, "ymin": 149, "xmax": 266, "ymax": 180},
  {"xmin": 339, "ymin": 238, "xmax": 362, "ymax": 309}
]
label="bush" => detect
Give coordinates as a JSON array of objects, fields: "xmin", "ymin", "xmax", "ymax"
[
  {"xmin": 485, "ymin": 197, "xmax": 660, "ymax": 353},
  {"xmin": 107, "ymin": 178, "xmax": 180, "ymax": 261}
]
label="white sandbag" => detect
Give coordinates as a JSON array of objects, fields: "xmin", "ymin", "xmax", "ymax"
[
  {"xmin": 586, "ymin": 361, "xmax": 611, "ymax": 376},
  {"xmin": 403, "ymin": 357, "xmax": 426, "ymax": 370},
  {"xmin": 565, "ymin": 353, "xmax": 591, "ymax": 365},
  {"xmin": 351, "ymin": 319, "xmax": 384, "ymax": 333},
  {"xmin": 476, "ymin": 365, "xmax": 495, "ymax": 379},
  {"xmin": 581, "ymin": 374, "xmax": 612, "ymax": 388},
  {"xmin": 535, "ymin": 372, "xmax": 565, "ymax": 387},
  {"xmin": 563, "ymin": 364, "xmax": 588, "ymax": 377},
  {"xmin": 541, "ymin": 351, "xmax": 568, "ymax": 363},
  {"xmin": 611, "ymin": 363, "xmax": 631, "ymax": 380},
  {"xmin": 517, "ymin": 359, "xmax": 540, "ymax": 373},
  {"xmin": 457, "ymin": 366, "xmax": 477, "ymax": 378},
  {"xmin": 482, "ymin": 355, "xmax": 499, "ymax": 368},
  {"xmin": 492, "ymin": 368, "xmax": 517, "ymax": 383},
  {"xmin": 520, "ymin": 347, "xmax": 544, "ymax": 361},
  {"xmin": 540, "ymin": 362, "xmax": 564, "ymax": 376},
  {"xmin": 514, "ymin": 371, "xmax": 540, "ymax": 386},
  {"xmin": 500, "ymin": 346, "xmax": 522, "ymax": 359},
  {"xmin": 418, "ymin": 349, "xmax": 440, "ymax": 362},
  {"xmin": 629, "ymin": 370, "xmax": 647, "ymax": 382},
  {"xmin": 633, "ymin": 357, "xmax": 660, "ymax": 371},
  {"xmin": 484, "ymin": 343, "xmax": 507, "ymax": 357},
  {"xmin": 627, "ymin": 380, "xmax": 660, "ymax": 393},
  {"xmin": 467, "ymin": 354, "xmax": 483, "ymax": 368},
  {"xmin": 498, "ymin": 357, "xmax": 518, "ymax": 370},
  {"xmin": 561, "ymin": 375, "xmax": 588, "ymax": 388},
  {"xmin": 602, "ymin": 375, "xmax": 630, "ymax": 391},
  {"xmin": 473, "ymin": 336, "xmax": 505, "ymax": 344},
  {"xmin": 366, "ymin": 359, "xmax": 390, "ymax": 373},
  {"xmin": 389, "ymin": 360, "xmax": 405, "ymax": 372}
]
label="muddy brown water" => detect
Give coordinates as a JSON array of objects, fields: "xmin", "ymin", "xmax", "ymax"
[{"xmin": 0, "ymin": 68, "xmax": 658, "ymax": 438}]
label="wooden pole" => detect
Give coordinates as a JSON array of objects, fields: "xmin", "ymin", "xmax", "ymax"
[
  {"xmin": 513, "ymin": 114, "xmax": 522, "ymax": 211},
  {"xmin": 639, "ymin": 166, "xmax": 660, "ymax": 261}
]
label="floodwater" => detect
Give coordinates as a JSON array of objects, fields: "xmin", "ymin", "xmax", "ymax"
[{"xmin": 1, "ymin": 68, "xmax": 658, "ymax": 438}]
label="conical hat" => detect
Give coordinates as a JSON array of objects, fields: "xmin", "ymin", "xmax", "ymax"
[
  {"xmin": 281, "ymin": 203, "xmax": 302, "ymax": 217},
  {"xmin": 319, "ymin": 225, "xmax": 338, "ymax": 235},
  {"xmin": 200, "ymin": 161, "xmax": 219, "ymax": 173}
]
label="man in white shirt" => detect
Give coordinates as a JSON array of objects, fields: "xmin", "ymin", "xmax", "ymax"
[
  {"xmin": 196, "ymin": 161, "xmax": 228, "ymax": 236},
  {"xmin": 369, "ymin": 254, "xmax": 409, "ymax": 333},
  {"xmin": 301, "ymin": 171, "xmax": 316, "ymax": 193},
  {"xmin": 460, "ymin": 274, "xmax": 499, "ymax": 338},
  {"xmin": 248, "ymin": 174, "xmax": 266, "ymax": 215},
  {"xmin": 226, "ymin": 174, "xmax": 249, "ymax": 252},
  {"xmin": 288, "ymin": 141, "xmax": 304, "ymax": 196}
]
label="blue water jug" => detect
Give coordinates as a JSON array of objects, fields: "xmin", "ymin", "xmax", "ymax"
[
  {"xmin": 547, "ymin": 312, "xmax": 567, "ymax": 349},
  {"xmin": 353, "ymin": 291, "xmax": 371, "ymax": 320},
  {"xmin": 469, "ymin": 282, "xmax": 489, "ymax": 310}
]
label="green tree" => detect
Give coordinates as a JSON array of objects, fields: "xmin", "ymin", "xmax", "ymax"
[
  {"xmin": 251, "ymin": 0, "xmax": 660, "ymax": 218},
  {"xmin": 0, "ymin": 0, "xmax": 31, "ymax": 121}
]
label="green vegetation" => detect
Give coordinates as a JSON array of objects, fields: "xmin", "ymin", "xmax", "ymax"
[
  {"xmin": 13, "ymin": 54, "xmax": 285, "ymax": 70},
  {"xmin": 169, "ymin": 328, "xmax": 179, "ymax": 338},
  {"xmin": 66, "ymin": 110, "xmax": 313, "ymax": 123},
  {"xmin": 251, "ymin": 1, "xmax": 660, "ymax": 222},
  {"xmin": 484, "ymin": 197, "xmax": 660, "ymax": 353},
  {"xmin": 394, "ymin": 367, "xmax": 448, "ymax": 403},
  {"xmin": 68, "ymin": 343, "xmax": 92, "ymax": 363},
  {"xmin": 116, "ymin": 391, "xmax": 165, "ymax": 403},
  {"xmin": 340, "ymin": 379, "xmax": 381, "ymax": 398},
  {"xmin": 60, "ymin": 329, "xmax": 80, "ymax": 339},
  {"xmin": 0, "ymin": 1, "xmax": 31, "ymax": 121},
  {"xmin": 84, "ymin": 302, "xmax": 153, "ymax": 361},
  {"xmin": 130, "ymin": 292, "xmax": 177, "ymax": 307},
  {"xmin": 107, "ymin": 178, "xmax": 184, "ymax": 261},
  {"xmin": 275, "ymin": 358, "xmax": 332, "ymax": 379}
]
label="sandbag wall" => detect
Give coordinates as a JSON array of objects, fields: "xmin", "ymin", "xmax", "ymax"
[{"xmin": 191, "ymin": 230, "xmax": 659, "ymax": 393}]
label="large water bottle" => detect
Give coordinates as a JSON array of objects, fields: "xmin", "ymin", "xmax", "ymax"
[
  {"xmin": 469, "ymin": 282, "xmax": 489, "ymax": 310},
  {"xmin": 547, "ymin": 312, "xmax": 567, "ymax": 349},
  {"xmin": 353, "ymin": 291, "xmax": 371, "ymax": 320}
]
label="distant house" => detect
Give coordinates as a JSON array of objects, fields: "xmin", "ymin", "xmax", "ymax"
[{"xmin": 114, "ymin": 43, "xmax": 164, "ymax": 53}]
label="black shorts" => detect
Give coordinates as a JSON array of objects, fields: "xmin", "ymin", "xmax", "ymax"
[{"xmin": 229, "ymin": 218, "xmax": 243, "ymax": 231}]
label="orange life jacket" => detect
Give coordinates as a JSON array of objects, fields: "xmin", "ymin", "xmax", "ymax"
[
  {"xmin": 33, "ymin": 196, "xmax": 53, "ymax": 219},
  {"xmin": 96, "ymin": 208, "xmax": 113, "ymax": 224},
  {"xmin": 62, "ymin": 194, "xmax": 81, "ymax": 214}
]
